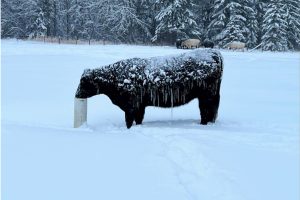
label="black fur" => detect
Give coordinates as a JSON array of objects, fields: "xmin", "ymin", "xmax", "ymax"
[
  {"xmin": 203, "ymin": 40, "xmax": 214, "ymax": 48},
  {"xmin": 75, "ymin": 49, "xmax": 223, "ymax": 128},
  {"xmin": 176, "ymin": 39, "xmax": 183, "ymax": 49}
]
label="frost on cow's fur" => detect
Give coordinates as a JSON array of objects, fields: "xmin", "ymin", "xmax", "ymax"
[{"xmin": 75, "ymin": 49, "xmax": 223, "ymax": 128}]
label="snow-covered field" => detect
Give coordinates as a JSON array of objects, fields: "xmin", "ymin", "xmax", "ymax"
[{"xmin": 2, "ymin": 40, "xmax": 299, "ymax": 200}]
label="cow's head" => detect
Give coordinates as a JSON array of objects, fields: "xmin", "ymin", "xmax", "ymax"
[{"xmin": 75, "ymin": 69, "xmax": 98, "ymax": 98}]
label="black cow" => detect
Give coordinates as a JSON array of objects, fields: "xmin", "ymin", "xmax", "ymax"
[
  {"xmin": 75, "ymin": 49, "xmax": 223, "ymax": 128},
  {"xmin": 176, "ymin": 39, "xmax": 183, "ymax": 49},
  {"xmin": 203, "ymin": 40, "xmax": 214, "ymax": 48}
]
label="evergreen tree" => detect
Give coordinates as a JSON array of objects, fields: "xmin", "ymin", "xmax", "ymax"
[
  {"xmin": 1, "ymin": 0, "xmax": 14, "ymax": 37},
  {"xmin": 255, "ymin": 0, "xmax": 267, "ymax": 46},
  {"xmin": 1, "ymin": 0, "xmax": 30, "ymax": 38},
  {"xmin": 261, "ymin": 0, "xmax": 288, "ymax": 51},
  {"xmin": 82, "ymin": 0, "xmax": 103, "ymax": 41},
  {"xmin": 152, "ymin": 0, "xmax": 199, "ymax": 44},
  {"xmin": 69, "ymin": 0, "xmax": 87, "ymax": 41},
  {"xmin": 207, "ymin": 0, "xmax": 228, "ymax": 46},
  {"xmin": 51, "ymin": 0, "xmax": 60, "ymax": 37},
  {"xmin": 208, "ymin": 0, "xmax": 258, "ymax": 48},
  {"xmin": 37, "ymin": 0, "xmax": 54, "ymax": 37},
  {"xmin": 76, "ymin": 0, "xmax": 96, "ymax": 42},
  {"xmin": 196, "ymin": 0, "xmax": 214, "ymax": 40},
  {"xmin": 222, "ymin": 1, "xmax": 248, "ymax": 46},
  {"xmin": 16, "ymin": 0, "xmax": 46, "ymax": 39},
  {"xmin": 61, "ymin": 0, "xmax": 72, "ymax": 39},
  {"xmin": 285, "ymin": 0, "xmax": 300, "ymax": 50},
  {"xmin": 244, "ymin": 0, "xmax": 258, "ymax": 48},
  {"xmin": 28, "ymin": 8, "xmax": 47, "ymax": 38},
  {"xmin": 222, "ymin": 0, "xmax": 257, "ymax": 48},
  {"xmin": 102, "ymin": 0, "xmax": 151, "ymax": 43},
  {"xmin": 134, "ymin": 0, "xmax": 155, "ymax": 43}
]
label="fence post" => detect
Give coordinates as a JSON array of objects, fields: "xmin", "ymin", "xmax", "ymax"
[{"xmin": 74, "ymin": 98, "xmax": 87, "ymax": 128}]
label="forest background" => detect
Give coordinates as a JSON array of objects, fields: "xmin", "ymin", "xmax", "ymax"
[{"xmin": 1, "ymin": 0, "xmax": 300, "ymax": 51}]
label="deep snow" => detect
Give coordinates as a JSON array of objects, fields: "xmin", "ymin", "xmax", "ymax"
[{"xmin": 1, "ymin": 40, "xmax": 299, "ymax": 200}]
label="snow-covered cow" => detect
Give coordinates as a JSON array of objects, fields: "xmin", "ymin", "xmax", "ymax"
[
  {"xmin": 75, "ymin": 49, "xmax": 223, "ymax": 128},
  {"xmin": 181, "ymin": 39, "xmax": 201, "ymax": 49},
  {"xmin": 227, "ymin": 41, "xmax": 246, "ymax": 50}
]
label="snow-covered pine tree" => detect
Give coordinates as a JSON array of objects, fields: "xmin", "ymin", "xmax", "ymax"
[
  {"xmin": 51, "ymin": 0, "xmax": 60, "ymax": 38},
  {"xmin": 97, "ymin": 0, "xmax": 151, "ymax": 43},
  {"xmin": 222, "ymin": 0, "xmax": 257, "ymax": 48},
  {"xmin": 255, "ymin": 0, "xmax": 268, "ymax": 47},
  {"xmin": 1, "ymin": 0, "xmax": 32, "ymax": 38},
  {"xmin": 244, "ymin": 0, "xmax": 258, "ymax": 49},
  {"xmin": 89, "ymin": 0, "xmax": 112, "ymax": 42},
  {"xmin": 152, "ymin": 0, "xmax": 199, "ymax": 44},
  {"xmin": 134, "ymin": 0, "xmax": 155, "ymax": 43},
  {"xmin": 222, "ymin": 1, "xmax": 248, "ymax": 46},
  {"xmin": 195, "ymin": 0, "xmax": 214, "ymax": 40},
  {"xmin": 261, "ymin": 0, "xmax": 288, "ymax": 51},
  {"xmin": 284, "ymin": 0, "xmax": 300, "ymax": 50},
  {"xmin": 19, "ymin": 0, "xmax": 45, "ymax": 38},
  {"xmin": 61, "ymin": 0, "xmax": 72, "ymax": 40},
  {"xmin": 1, "ymin": 0, "xmax": 14, "ymax": 37},
  {"xmin": 79, "ymin": 0, "xmax": 97, "ymax": 42},
  {"xmin": 207, "ymin": 0, "xmax": 228, "ymax": 46},
  {"xmin": 37, "ymin": 0, "xmax": 56, "ymax": 37},
  {"xmin": 28, "ymin": 8, "xmax": 47, "ymax": 38},
  {"xmin": 69, "ymin": 0, "xmax": 87, "ymax": 41},
  {"xmin": 208, "ymin": 0, "xmax": 258, "ymax": 48},
  {"xmin": 120, "ymin": 0, "xmax": 152, "ymax": 43}
]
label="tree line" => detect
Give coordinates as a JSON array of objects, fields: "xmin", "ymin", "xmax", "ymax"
[{"xmin": 1, "ymin": 0, "xmax": 300, "ymax": 51}]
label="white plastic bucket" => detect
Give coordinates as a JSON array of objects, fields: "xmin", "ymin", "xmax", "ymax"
[{"xmin": 74, "ymin": 98, "xmax": 87, "ymax": 128}]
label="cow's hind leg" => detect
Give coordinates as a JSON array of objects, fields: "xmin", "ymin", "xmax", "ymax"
[
  {"xmin": 125, "ymin": 109, "xmax": 135, "ymax": 129},
  {"xmin": 135, "ymin": 106, "xmax": 145, "ymax": 125},
  {"xmin": 198, "ymin": 93, "xmax": 220, "ymax": 125}
]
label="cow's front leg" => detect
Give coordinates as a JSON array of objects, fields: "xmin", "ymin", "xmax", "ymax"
[
  {"xmin": 125, "ymin": 109, "xmax": 135, "ymax": 129},
  {"xmin": 135, "ymin": 106, "xmax": 145, "ymax": 125}
]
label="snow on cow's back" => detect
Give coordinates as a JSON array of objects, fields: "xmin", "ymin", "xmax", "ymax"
[
  {"xmin": 84, "ymin": 48, "xmax": 224, "ymax": 90},
  {"xmin": 147, "ymin": 48, "xmax": 222, "ymax": 70},
  {"xmin": 90, "ymin": 48, "xmax": 223, "ymax": 74}
]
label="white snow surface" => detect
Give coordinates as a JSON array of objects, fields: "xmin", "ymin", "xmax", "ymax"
[{"xmin": 2, "ymin": 40, "xmax": 299, "ymax": 200}]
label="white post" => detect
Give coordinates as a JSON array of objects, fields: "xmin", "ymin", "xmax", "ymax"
[{"xmin": 74, "ymin": 98, "xmax": 87, "ymax": 128}]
